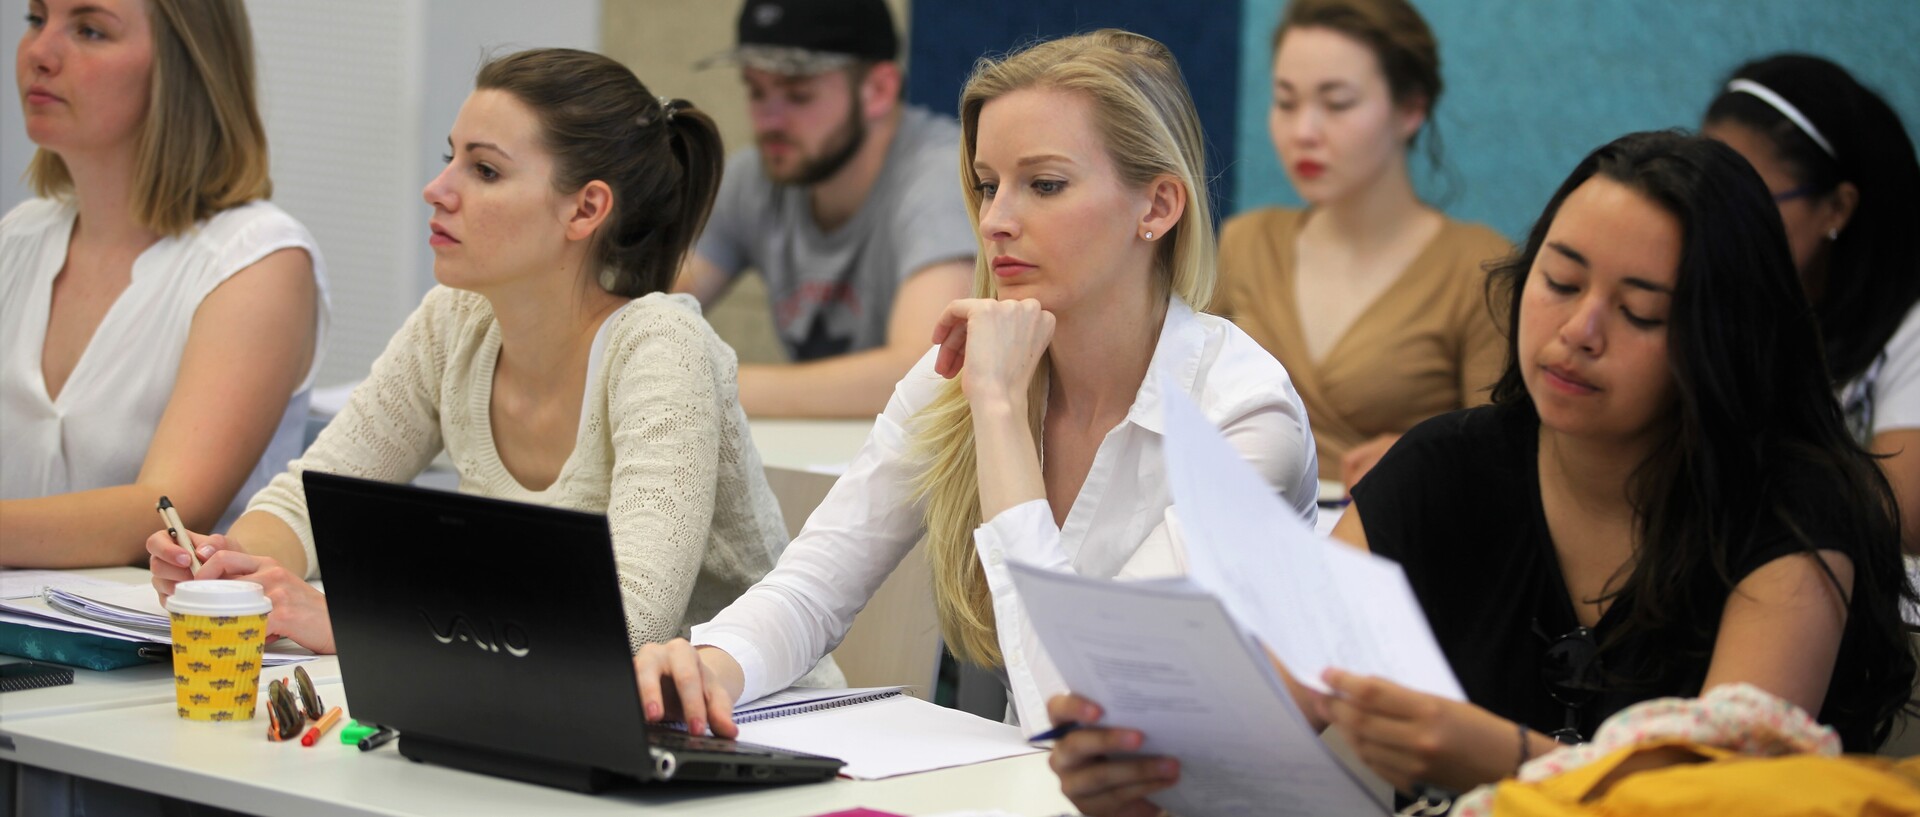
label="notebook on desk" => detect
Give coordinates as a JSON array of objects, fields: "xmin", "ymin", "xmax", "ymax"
[
  {"xmin": 671, "ymin": 685, "xmax": 1042, "ymax": 779},
  {"xmin": 303, "ymin": 470, "xmax": 845, "ymax": 793}
]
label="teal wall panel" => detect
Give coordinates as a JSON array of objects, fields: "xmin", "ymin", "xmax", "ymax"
[{"xmin": 1235, "ymin": 0, "xmax": 1920, "ymax": 239}]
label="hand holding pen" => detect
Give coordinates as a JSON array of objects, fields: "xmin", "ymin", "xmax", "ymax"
[
  {"xmin": 156, "ymin": 496, "xmax": 199, "ymax": 572},
  {"xmin": 1040, "ymin": 693, "xmax": 1179, "ymax": 817},
  {"xmin": 146, "ymin": 498, "xmax": 215, "ymax": 604}
]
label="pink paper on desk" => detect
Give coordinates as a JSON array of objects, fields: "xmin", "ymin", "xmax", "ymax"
[{"xmin": 810, "ymin": 810, "xmax": 906, "ymax": 817}]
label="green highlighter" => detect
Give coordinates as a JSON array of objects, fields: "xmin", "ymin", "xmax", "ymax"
[{"xmin": 340, "ymin": 721, "xmax": 380, "ymax": 745}]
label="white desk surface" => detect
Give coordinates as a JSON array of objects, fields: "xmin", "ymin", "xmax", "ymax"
[
  {"xmin": 749, "ymin": 418, "xmax": 876, "ymax": 474},
  {"xmin": 4, "ymin": 680, "xmax": 1074, "ymax": 817},
  {"xmin": 1, "ymin": 567, "xmax": 340, "ymax": 722},
  {"xmin": 3, "ymin": 566, "xmax": 1073, "ymax": 816}
]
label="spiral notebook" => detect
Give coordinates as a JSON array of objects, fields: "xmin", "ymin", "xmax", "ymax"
[
  {"xmin": 728, "ymin": 685, "xmax": 910, "ymax": 723},
  {"xmin": 704, "ymin": 685, "xmax": 1042, "ymax": 779}
]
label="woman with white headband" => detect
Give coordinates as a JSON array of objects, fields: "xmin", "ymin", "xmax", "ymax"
[{"xmin": 1704, "ymin": 55, "xmax": 1920, "ymax": 554}]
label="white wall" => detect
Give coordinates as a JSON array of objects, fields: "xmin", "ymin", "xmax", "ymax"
[
  {"xmin": 2, "ymin": 0, "xmax": 599, "ymax": 388},
  {"xmin": 1, "ymin": 9, "xmax": 32, "ymax": 211}
]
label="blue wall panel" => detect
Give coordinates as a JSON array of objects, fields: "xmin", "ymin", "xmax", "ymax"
[{"xmin": 907, "ymin": 0, "xmax": 1245, "ymax": 215}]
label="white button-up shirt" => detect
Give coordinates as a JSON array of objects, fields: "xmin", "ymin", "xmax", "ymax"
[{"xmin": 693, "ymin": 297, "xmax": 1318, "ymax": 729}]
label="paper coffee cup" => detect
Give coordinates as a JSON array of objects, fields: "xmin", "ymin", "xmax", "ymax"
[{"xmin": 166, "ymin": 580, "xmax": 273, "ymax": 722}]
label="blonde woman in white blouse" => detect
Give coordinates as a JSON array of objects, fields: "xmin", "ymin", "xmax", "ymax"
[
  {"xmin": 142, "ymin": 50, "xmax": 834, "ymax": 670},
  {"xmin": 633, "ymin": 30, "xmax": 1318, "ymax": 738},
  {"xmin": 0, "ymin": 0, "xmax": 325, "ymax": 567}
]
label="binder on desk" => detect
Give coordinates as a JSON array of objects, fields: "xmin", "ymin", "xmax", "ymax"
[{"xmin": 0, "ymin": 621, "xmax": 158, "ymax": 671}]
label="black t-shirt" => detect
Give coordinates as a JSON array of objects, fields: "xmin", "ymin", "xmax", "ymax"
[{"xmin": 1351, "ymin": 402, "xmax": 1881, "ymax": 750}]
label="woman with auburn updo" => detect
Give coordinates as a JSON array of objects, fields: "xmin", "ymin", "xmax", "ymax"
[
  {"xmin": 144, "ymin": 50, "xmax": 825, "ymax": 682},
  {"xmin": 630, "ymin": 30, "xmax": 1318, "ymax": 738},
  {"xmin": 2, "ymin": 0, "xmax": 327, "ymax": 566},
  {"xmin": 1218, "ymin": 0, "xmax": 1509, "ymax": 493}
]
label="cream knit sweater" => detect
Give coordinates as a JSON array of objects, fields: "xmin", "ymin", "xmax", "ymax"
[{"xmin": 248, "ymin": 286, "xmax": 791, "ymax": 652}]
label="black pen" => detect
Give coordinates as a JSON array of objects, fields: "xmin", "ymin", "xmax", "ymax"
[
  {"xmin": 358, "ymin": 726, "xmax": 398, "ymax": 751},
  {"xmin": 1026, "ymin": 721, "xmax": 1083, "ymax": 743}
]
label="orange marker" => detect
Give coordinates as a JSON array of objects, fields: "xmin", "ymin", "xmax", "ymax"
[{"xmin": 300, "ymin": 706, "xmax": 343, "ymax": 747}]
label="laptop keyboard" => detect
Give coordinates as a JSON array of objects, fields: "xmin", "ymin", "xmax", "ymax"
[{"xmin": 651, "ymin": 729, "xmax": 791, "ymax": 757}]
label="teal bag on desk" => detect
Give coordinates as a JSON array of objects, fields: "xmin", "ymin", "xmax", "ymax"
[{"xmin": 0, "ymin": 621, "xmax": 163, "ymax": 671}]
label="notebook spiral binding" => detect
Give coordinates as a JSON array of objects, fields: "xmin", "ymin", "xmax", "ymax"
[
  {"xmin": 0, "ymin": 662, "xmax": 75, "ymax": 692},
  {"xmin": 733, "ymin": 689, "xmax": 901, "ymax": 725},
  {"xmin": 660, "ymin": 689, "xmax": 903, "ymax": 732}
]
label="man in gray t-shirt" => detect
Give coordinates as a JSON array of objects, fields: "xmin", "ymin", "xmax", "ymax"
[{"xmin": 678, "ymin": 0, "xmax": 974, "ymax": 417}]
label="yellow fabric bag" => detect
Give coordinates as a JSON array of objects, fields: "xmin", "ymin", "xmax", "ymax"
[{"xmin": 1491, "ymin": 739, "xmax": 1920, "ymax": 816}]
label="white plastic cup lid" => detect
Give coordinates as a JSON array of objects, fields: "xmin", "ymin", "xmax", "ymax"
[{"xmin": 165, "ymin": 580, "xmax": 272, "ymax": 617}]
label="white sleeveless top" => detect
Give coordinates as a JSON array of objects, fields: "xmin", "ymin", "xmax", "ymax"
[{"xmin": 0, "ymin": 198, "xmax": 331, "ymax": 531}]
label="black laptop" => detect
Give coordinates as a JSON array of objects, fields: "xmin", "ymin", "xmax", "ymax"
[{"xmin": 304, "ymin": 470, "xmax": 845, "ymax": 792}]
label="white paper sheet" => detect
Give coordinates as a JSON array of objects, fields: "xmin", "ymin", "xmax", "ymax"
[
  {"xmin": 1159, "ymin": 375, "xmax": 1465, "ymax": 701},
  {"xmin": 733, "ymin": 693, "xmax": 1041, "ymax": 780},
  {"xmin": 0, "ymin": 570, "xmax": 125, "ymax": 601},
  {"xmin": 1009, "ymin": 562, "xmax": 1386, "ymax": 817}
]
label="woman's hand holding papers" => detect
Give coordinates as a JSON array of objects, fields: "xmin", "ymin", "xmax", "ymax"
[
  {"xmin": 632, "ymin": 638, "xmax": 746, "ymax": 738},
  {"xmin": 1317, "ymin": 667, "xmax": 1530, "ymax": 794},
  {"xmin": 1044, "ymin": 693, "xmax": 1179, "ymax": 817},
  {"xmin": 144, "ymin": 529, "xmax": 335, "ymax": 653}
]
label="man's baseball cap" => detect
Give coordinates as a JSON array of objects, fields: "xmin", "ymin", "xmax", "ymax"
[{"xmin": 697, "ymin": 0, "xmax": 899, "ymax": 76}]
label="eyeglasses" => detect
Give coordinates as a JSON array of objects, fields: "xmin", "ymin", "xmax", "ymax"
[
  {"xmin": 266, "ymin": 666, "xmax": 324, "ymax": 741},
  {"xmin": 1772, "ymin": 184, "xmax": 1819, "ymax": 203},
  {"xmin": 1534, "ymin": 618, "xmax": 1601, "ymax": 744}
]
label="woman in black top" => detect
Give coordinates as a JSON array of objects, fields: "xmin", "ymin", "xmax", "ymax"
[
  {"xmin": 1045, "ymin": 131, "xmax": 1916, "ymax": 814},
  {"xmin": 1702, "ymin": 55, "xmax": 1920, "ymax": 553}
]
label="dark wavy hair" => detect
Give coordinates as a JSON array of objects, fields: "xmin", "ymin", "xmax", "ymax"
[
  {"xmin": 1705, "ymin": 54, "xmax": 1920, "ymax": 386},
  {"xmin": 475, "ymin": 49, "xmax": 724, "ymax": 297},
  {"xmin": 1486, "ymin": 130, "xmax": 1916, "ymax": 749}
]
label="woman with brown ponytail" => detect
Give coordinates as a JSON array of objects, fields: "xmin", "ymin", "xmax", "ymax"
[
  {"xmin": 631, "ymin": 30, "xmax": 1318, "ymax": 738},
  {"xmin": 140, "ymin": 49, "xmax": 814, "ymax": 672}
]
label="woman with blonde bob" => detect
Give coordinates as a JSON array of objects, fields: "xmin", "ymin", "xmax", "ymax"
[
  {"xmin": 1, "ymin": 0, "xmax": 327, "ymax": 566},
  {"xmin": 633, "ymin": 30, "xmax": 1317, "ymax": 736}
]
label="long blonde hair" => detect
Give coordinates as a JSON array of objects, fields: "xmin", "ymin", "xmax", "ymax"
[
  {"xmin": 28, "ymin": 0, "xmax": 272, "ymax": 237},
  {"xmin": 912, "ymin": 29, "xmax": 1218, "ymax": 666}
]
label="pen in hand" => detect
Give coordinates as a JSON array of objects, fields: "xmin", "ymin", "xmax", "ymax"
[
  {"xmin": 1026, "ymin": 721, "xmax": 1083, "ymax": 743},
  {"xmin": 156, "ymin": 496, "xmax": 199, "ymax": 573}
]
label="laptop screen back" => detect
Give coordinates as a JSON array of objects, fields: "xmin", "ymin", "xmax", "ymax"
[{"xmin": 305, "ymin": 471, "xmax": 652, "ymax": 776}]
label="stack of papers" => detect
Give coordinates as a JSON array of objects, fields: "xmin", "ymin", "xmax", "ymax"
[
  {"xmin": 0, "ymin": 580, "xmax": 314, "ymax": 667},
  {"xmin": 0, "ymin": 570, "xmax": 126, "ymax": 601},
  {"xmin": 1011, "ymin": 564, "xmax": 1386, "ymax": 816},
  {"xmin": 1002, "ymin": 379, "xmax": 1469, "ymax": 816},
  {"xmin": 44, "ymin": 588, "xmax": 173, "ymax": 638}
]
